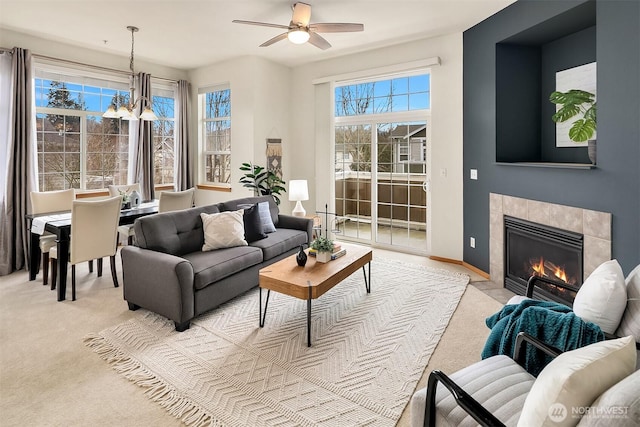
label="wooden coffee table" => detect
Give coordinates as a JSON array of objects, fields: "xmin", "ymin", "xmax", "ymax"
[{"xmin": 258, "ymin": 242, "xmax": 373, "ymax": 346}]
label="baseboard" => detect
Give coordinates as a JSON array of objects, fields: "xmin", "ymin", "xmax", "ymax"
[{"xmin": 428, "ymin": 256, "xmax": 490, "ymax": 280}]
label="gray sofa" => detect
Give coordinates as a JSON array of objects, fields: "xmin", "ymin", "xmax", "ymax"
[{"xmin": 121, "ymin": 196, "xmax": 312, "ymax": 331}]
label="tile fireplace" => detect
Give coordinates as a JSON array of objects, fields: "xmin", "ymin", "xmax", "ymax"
[{"xmin": 489, "ymin": 194, "xmax": 611, "ymax": 299}]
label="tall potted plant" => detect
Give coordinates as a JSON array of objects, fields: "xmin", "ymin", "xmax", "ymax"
[
  {"xmin": 549, "ymin": 89, "xmax": 597, "ymax": 163},
  {"xmin": 239, "ymin": 162, "xmax": 287, "ymax": 205}
]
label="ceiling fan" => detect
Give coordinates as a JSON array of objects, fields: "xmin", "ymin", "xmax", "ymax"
[{"xmin": 232, "ymin": 2, "xmax": 364, "ymax": 50}]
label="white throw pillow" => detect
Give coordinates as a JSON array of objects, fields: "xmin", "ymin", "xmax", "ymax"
[
  {"xmin": 616, "ymin": 264, "xmax": 640, "ymax": 343},
  {"xmin": 573, "ymin": 260, "xmax": 627, "ymax": 334},
  {"xmin": 200, "ymin": 210, "xmax": 247, "ymax": 251},
  {"xmin": 258, "ymin": 201, "xmax": 276, "ymax": 233},
  {"xmin": 517, "ymin": 336, "xmax": 636, "ymax": 427}
]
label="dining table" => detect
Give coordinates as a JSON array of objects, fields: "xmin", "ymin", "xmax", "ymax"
[{"xmin": 27, "ymin": 200, "xmax": 159, "ymax": 301}]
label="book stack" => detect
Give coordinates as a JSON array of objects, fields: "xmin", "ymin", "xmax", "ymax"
[{"xmin": 309, "ymin": 243, "xmax": 346, "ymax": 260}]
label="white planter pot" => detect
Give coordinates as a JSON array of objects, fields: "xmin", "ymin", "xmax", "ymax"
[{"xmin": 316, "ymin": 252, "xmax": 331, "ymax": 263}]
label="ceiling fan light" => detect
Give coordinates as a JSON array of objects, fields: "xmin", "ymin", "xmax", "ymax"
[{"xmin": 288, "ymin": 29, "xmax": 309, "ymax": 44}]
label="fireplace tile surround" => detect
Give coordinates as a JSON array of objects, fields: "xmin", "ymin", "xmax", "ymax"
[{"xmin": 489, "ymin": 193, "xmax": 611, "ymax": 288}]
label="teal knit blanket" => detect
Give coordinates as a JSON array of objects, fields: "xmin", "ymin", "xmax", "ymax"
[{"xmin": 482, "ymin": 299, "xmax": 604, "ymax": 376}]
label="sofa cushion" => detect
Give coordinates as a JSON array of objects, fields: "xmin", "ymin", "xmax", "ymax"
[
  {"xmin": 573, "ymin": 259, "xmax": 627, "ymax": 334},
  {"xmin": 518, "ymin": 336, "xmax": 636, "ymax": 427},
  {"xmin": 249, "ymin": 228, "xmax": 308, "ymax": 261},
  {"xmin": 576, "ymin": 369, "xmax": 640, "ymax": 427},
  {"xmin": 221, "ymin": 196, "xmax": 279, "ymax": 227},
  {"xmin": 242, "ymin": 204, "xmax": 268, "ymax": 243},
  {"xmin": 134, "ymin": 204, "xmax": 220, "ymax": 256},
  {"xmin": 201, "ymin": 210, "xmax": 247, "ymax": 251},
  {"xmin": 183, "ymin": 246, "xmax": 263, "ymax": 290},
  {"xmin": 616, "ymin": 264, "xmax": 640, "ymax": 344}
]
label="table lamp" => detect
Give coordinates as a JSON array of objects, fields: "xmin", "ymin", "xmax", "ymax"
[{"xmin": 289, "ymin": 180, "xmax": 309, "ymax": 217}]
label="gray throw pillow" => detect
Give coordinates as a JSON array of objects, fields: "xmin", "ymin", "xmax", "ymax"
[{"xmin": 258, "ymin": 201, "xmax": 276, "ymax": 233}]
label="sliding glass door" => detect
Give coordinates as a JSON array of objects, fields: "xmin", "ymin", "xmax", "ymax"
[{"xmin": 333, "ymin": 72, "xmax": 430, "ymax": 254}]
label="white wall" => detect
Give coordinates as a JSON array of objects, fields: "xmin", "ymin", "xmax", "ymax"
[
  {"xmin": 289, "ymin": 33, "xmax": 464, "ymax": 259},
  {"xmin": 0, "ymin": 28, "xmax": 186, "ymax": 82},
  {"xmin": 187, "ymin": 56, "xmax": 291, "ymax": 208}
]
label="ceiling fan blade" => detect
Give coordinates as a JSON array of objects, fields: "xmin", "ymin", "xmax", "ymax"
[
  {"xmin": 259, "ymin": 32, "xmax": 289, "ymax": 47},
  {"xmin": 232, "ymin": 20, "xmax": 290, "ymax": 30},
  {"xmin": 308, "ymin": 32, "xmax": 331, "ymax": 50},
  {"xmin": 291, "ymin": 2, "xmax": 312, "ymax": 27},
  {"xmin": 310, "ymin": 23, "xmax": 364, "ymax": 33}
]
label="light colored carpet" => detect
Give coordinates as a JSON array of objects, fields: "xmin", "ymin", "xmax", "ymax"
[
  {"xmin": 0, "ymin": 248, "xmax": 501, "ymax": 426},
  {"xmin": 85, "ymin": 259, "xmax": 469, "ymax": 426}
]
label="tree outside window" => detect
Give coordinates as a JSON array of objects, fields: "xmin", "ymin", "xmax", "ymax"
[
  {"xmin": 34, "ymin": 73, "xmax": 175, "ymax": 191},
  {"xmin": 201, "ymin": 88, "xmax": 231, "ymax": 184}
]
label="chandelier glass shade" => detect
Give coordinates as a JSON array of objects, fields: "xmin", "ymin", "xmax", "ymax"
[{"xmin": 103, "ymin": 26, "xmax": 158, "ymax": 121}]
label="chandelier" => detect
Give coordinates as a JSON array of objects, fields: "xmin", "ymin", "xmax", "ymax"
[{"xmin": 103, "ymin": 26, "xmax": 157, "ymax": 121}]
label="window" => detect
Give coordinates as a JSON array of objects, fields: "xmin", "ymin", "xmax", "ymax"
[
  {"xmin": 34, "ymin": 67, "xmax": 176, "ymax": 191},
  {"xmin": 152, "ymin": 90, "xmax": 175, "ymax": 185},
  {"xmin": 334, "ymin": 71, "xmax": 430, "ymax": 251},
  {"xmin": 199, "ymin": 86, "xmax": 231, "ymax": 185},
  {"xmin": 335, "ymin": 74, "xmax": 430, "ymax": 117}
]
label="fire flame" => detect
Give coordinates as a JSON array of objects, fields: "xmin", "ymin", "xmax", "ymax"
[
  {"xmin": 532, "ymin": 258, "xmax": 545, "ymax": 276},
  {"xmin": 554, "ymin": 266, "xmax": 567, "ymax": 282},
  {"xmin": 530, "ymin": 257, "xmax": 569, "ymax": 284}
]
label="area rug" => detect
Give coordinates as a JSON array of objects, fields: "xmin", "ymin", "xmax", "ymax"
[{"xmin": 84, "ymin": 258, "xmax": 469, "ymax": 427}]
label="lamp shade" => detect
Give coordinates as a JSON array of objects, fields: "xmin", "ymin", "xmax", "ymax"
[
  {"xmin": 289, "ymin": 180, "xmax": 309, "ymax": 201},
  {"xmin": 289, "ymin": 180, "xmax": 308, "ymax": 217}
]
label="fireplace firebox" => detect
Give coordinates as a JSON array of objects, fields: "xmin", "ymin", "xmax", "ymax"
[{"xmin": 504, "ymin": 216, "xmax": 583, "ymax": 305}]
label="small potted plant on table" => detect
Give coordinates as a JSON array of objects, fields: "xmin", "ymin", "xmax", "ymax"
[{"xmin": 310, "ymin": 236, "xmax": 334, "ymax": 263}]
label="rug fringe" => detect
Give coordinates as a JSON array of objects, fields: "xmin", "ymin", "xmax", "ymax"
[{"xmin": 84, "ymin": 333, "xmax": 224, "ymax": 427}]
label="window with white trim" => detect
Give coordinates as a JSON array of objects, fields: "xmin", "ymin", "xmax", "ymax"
[
  {"xmin": 34, "ymin": 66, "xmax": 176, "ymax": 191},
  {"xmin": 199, "ymin": 86, "xmax": 231, "ymax": 184}
]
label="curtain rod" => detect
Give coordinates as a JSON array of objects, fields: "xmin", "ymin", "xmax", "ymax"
[{"xmin": 0, "ymin": 46, "xmax": 178, "ymax": 84}]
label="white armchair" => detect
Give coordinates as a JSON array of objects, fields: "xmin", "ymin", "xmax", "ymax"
[
  {"xmin": 108, "ymin": 184, "xmax": 141, "ymax": 245},
  {"xmin": 30, "ymin": 189, "xmax": 75, "ymax": 287},
  {"xmin": 158, "ymin": 188, "xmax": 195, "ymax": 213},
  {"xmin": 50, "ymin": 195, "xmax": 121, "ymax": 300}
]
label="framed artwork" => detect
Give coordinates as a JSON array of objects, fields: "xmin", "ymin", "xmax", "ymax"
[
  {"xmin": 266, "ymin": 138, "xmax": 282, "ymax": 178},
  {"xmin": 555, "ymin": 62, "xmax": 597, "ymax": 147}
]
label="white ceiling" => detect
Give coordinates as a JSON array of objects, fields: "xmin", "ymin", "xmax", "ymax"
[{"xmin": 0, "ymin": 0, "xmax": 515, "ymax": 70}]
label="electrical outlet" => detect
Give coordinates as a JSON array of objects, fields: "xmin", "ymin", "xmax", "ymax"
[
  {"xmin": 470, "ymin": 169, "xmax": 478, "ymax": 180},
  {"xmin": 440, "ymin": 168, "xmax": 447, "ymax": 177},
  {"xmin": 470, "ymin": 237, "xmax": 476, "ymax": 248}
]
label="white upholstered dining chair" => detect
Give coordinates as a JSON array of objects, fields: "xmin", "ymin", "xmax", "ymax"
[
  {"xmin": 49, "ymin": 195, "xmax": 122, "ymax": 300},
  {"xmin": 108, "ymin": 183, "xmax": 141, "ymax": 245},
  {"xmin": 158, "ymin": 188, "xmax": 195, "ymax": 213},
  {"xmin": 30, "ymin": 188, "xmax": 75, "ymax": 287}
]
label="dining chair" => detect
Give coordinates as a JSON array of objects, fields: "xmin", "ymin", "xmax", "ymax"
[
  {"xmin": 158, "ymin": 188, "xmax": 195, "ymax": 213},
  {"xmin": 49, "ymin": 195, "xmax": 122, "ymax": 300},
  {"xmin": 30, "ymin": 188, "xmax": 75, "ymax": 287},
  {"xmin": 108, "ymin": 183, "xmax": 141, "ymax": 245}
]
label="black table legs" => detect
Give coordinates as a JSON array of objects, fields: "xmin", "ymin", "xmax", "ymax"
[{"xmin": 259, "ymin": 261, "xmax": 372, "ymax": 347}]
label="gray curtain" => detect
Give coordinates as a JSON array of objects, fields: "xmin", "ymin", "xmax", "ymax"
[
  {"xmin": 132, "ymin": 72, "xmax": 155, "ymax": 201},
  {"xmin": 175, "ymin": 80, "xmax": 193, "ymax": 190},
  {"xmin": 0, "ymin": 48, "xmax": 38, "ymax": 276}
]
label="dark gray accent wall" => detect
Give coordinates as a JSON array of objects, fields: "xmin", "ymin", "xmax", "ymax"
[{"xmin": 463, "ymin": 0, "xmax": 640, "ymax": 275}]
